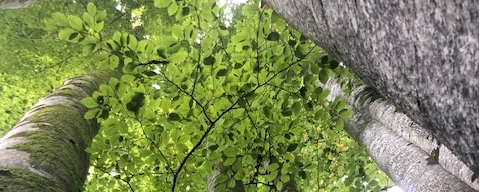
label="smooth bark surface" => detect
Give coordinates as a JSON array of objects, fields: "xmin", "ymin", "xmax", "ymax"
[
  {"xmin": 0, "ymin": 0, "xmax": 36, "ymax": 9},
  {"xmin": 0, "ymin": 70, "xmax": 119, "ymax": 191},
  {"xmin": 266, "ymin": 0, "xmax": 479, "ymax": 173},
  {"xmin": 324, "ymin": 78, "xmax": 475, "ymax": 192}
]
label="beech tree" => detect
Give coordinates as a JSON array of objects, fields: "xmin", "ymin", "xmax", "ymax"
[
  {"xmin": 0, "ymin": 70, "xmax": 120, "ymax": 191},
  {"xmin": 265, "ymin": 0, "xmax": 479, "ymax": 173},
  {"xmin": 323, "ymin": 77, "xmax": 477, "ymax": 191},
  {"xmin": 0, "ymin": 0, "xmax": 476, "ymax": 191}
]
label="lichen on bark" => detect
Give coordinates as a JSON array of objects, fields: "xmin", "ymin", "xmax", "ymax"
[{"xmin": 0, "ymin": 70, "xmax": 121, "ymax": 191}]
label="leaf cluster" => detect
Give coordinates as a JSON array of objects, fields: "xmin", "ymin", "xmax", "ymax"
[{"xmin": 43, "ymin": 1, "xmax": 392, "ymax": 191}]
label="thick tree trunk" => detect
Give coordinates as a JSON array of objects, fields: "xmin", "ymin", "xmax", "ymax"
[
  {"xmin": 266, "ymin": 0, "xmax": 479, "ymax": 173},
  {"xmin": 0, "ymin": 70, "xmax": 120, "ymax": 191},
  {"xmin": 324, "ymin": 78, "xmax": 476, "ymax": 192}
]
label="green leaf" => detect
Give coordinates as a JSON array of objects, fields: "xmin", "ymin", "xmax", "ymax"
[
  {"xmin": 276, "ymin": 181, "xmax": 283, "ymax": 191},
  {"xmin": 339, "ymin": 109, "xmax": 354, "ymax": 119},
  {"xmin": 224, "ymin": 148, "xmax": 237, "ymax": 157},
  {"xmin": 281, "ymin": 109, "xmax": 292, "ymax": 116},
  {"xmin": 292, "ymin": 102, "xmax": 301, "ymax": 115},
  {"xmin": 52, "ymin": 12, "xmax": 69, "ymax": 26},
  {"xmin": 344, "ymin": 176, "xmax": 354, "ymax": 186},
  {"xmin": 266, "ymin": 32, "xmax": 280, "ymax": 41},
  {"xmin": 234, "ymin": 169, "xmax": 245, "ymax": 180},
  {"xmin": 286, "ymin": 144, "xmax": 298, "ymax": 152},
  {"xmin": 113, "ymin": 31, "xmax": 122, "ymax": 43},
  {"xmin": 109, "ymin": 55, "xmax": 120, "ymax": 69},
  {"xmin": 84, "ymin": 108, "xmax": 100, "ymax": 119},
  {"xmin": 203, "ymin": 56, "xmax": 215, "ymax": 65},
  {"xmin": 121, "ymin": 74, "xmax": 136, "ymax": 82},
  {"xmin": 136, "ymin": 40, "xmax": 149, "ymax": 52},
  {"xmin": 95, "ymin": 10, "xmax": 107, "ymax": 22},
  {"xmin": 217, "ymin": 175, "xmax": 228, "ymax": 184},
  {"xmin": 241, "ymin": 5, "xmax": 258, "ymax": 17},
  {"xmin": 126, "ymin": 34, "xmax": 137, "ymax": 50},
  {"xmin": 171, "ymin": 51, "xmax": 188, "ymax": 63},
  {"xmin": 176, "ymin": 143, "xmax": 189, "ymax": 153},
  {"xmin": 216, "ymin": 69, "xmax": 228, "ymax": 77},
  {"xmin": 144, "ymin": 71, "xmax": 157, "ymax": 76},
  {"xmin": 335, "ymin": 118, "xmax": 344, "ymax": 130},
  {"xmin": 87, "ymin": 3, "xmax": 97, "ymax": 15},
  {"xmin": 330, "ymin": 60, "xmax": 340, "ymax": 69},
  {"xmin": 227, "ymin": 179, "xmax": 236, "ymax": 188},
  {"xmin": 154, "ymin": 0, "xmax": 172, "ymax": 8},
  {"xmin": 109, "ymin": 78, "xmax": 119, "ymax": 88},
  {"xmin": 58, "ymin": 28, "xmax": 76, "ymax": 41},
  {"xmin": 82, "ymin": 44, "xmax": 96, "ymax": 55},
  {"xmin": 182, "ymin": 7, "xmax": 190, "ymax": 16},
  {"xmin": 266, "ymin": 170, "xmax": 278, "ymax": 181},
  {"xmin": 81, "ymin": 97, "xmax": 99, "ymax": 108},
  {"xmin": 168, "ymin": 113, "xmax": 180, "ymax": 121},
  {"xmin": 268, "ymin": 163, "xmax": 280, "ymax": 171},
  {"xmin": 223, "ymin": 157, "xmax": 236, "ymax": 166},
  {"xmin": 368, "ymin": 180, "xmax": 378, "ymax": 187},
  {"xmin": 106, "ymin": 40, "xmax": 119, "ymax": 52},
  {"xmin": 82, "ymin": 12, "xmax": 95, "ymax": 28},
  {"xmin": 321, "ymin": 55, "xmax": 329, "ymax": 64},
  {"xmin": 336, "ymin": 100, "xmax": 348, "ymax": 110},
  {"xmin": 126, "ymin": 93, "xmax": 145, "ymax": 114},
  {"xmin": 294, "ymin": 49, "xmax": 304, "ymax": 58},
  {"xmin": 280, "ymin": 174, "xmax": 290, "ymax": 183},
  {"xmin": 168, "ymin": 2, "xmax": 179, "ymax": 16},
  {"xmin": 171, "ymin": 24, "xmax": 183, "ymax": 39},
  {"xmin": 81, "ymin": 35, "xmax": 97, "ymax": 44},
  {"xmin": 98, "ymin": 109, "xmax": 109, "ymax": 119},
  {"xmin": 94, "ymin": 21, "xmax": 104, "ymax": 32},
  {"xmin": 299, "ymin": 170, "xmax": 307, "ymax": 179},
  {"xmin": 318, "ymin": 68, "xmax": 331, "ymax": 84},
  {"xmin": 68, "ymin": 15, "xmax": 84, "ymax": 31}
]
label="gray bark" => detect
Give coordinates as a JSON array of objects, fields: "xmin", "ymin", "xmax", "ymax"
[
  {"xmin": 207, "ymin": 164, "xmax": 222, "ymax": 192},
  {"xmin": 266, "ymin": 0, "xmax": 479, "ymax": 173},
  {"xmin": 0, "ymin": 70, "xmax": 120, "ymax": 191},
  {"xmin": 324, "ymin": 78, "xmax": 475, "ymax": 192},
  {"xmin": 0, "ymin": 0, "xmax": 37, "ymax": 9}
]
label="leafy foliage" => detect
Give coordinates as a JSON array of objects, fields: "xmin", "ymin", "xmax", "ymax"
[{"xmin": 1, "ymin": 0, "xmax": 393, "ymax": 191}]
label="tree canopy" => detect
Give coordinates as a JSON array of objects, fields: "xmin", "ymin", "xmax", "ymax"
[{"xmin": 1, "ymin": 0, "xmax": 398, "ymax": 191}]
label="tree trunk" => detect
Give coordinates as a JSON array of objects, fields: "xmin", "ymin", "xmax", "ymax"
[
  {"xmin": 207, "ymin": 164, "xmax": 245, "ymax": 192},
  {"xmin": 265, "ymin": 0, "xmax": 479, "ymax": 173},
  {"xmin": 0, "ymin": 70, "xmax": 120, "ymax": 191},
  {"xmin": 0, "ymin": 0, "xmax": 37, "ymax": 9},
  {"xmin": 324, "ymin": 78, "xmax": 476, "ymax": 192}
]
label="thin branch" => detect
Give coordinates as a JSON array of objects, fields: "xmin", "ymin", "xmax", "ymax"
[
  {"xmin": 160, "ymin": 70, "xmax": 212, "ymax": 123},
  {"xmin": 254, "ymin": 45, "xmax": 317, "ymax": 93},
  {"xmin": 135, "ymin": 117, "xmax": 174, "ymax": 174},
  {"xmin": 37, "ymin": 55, "xmax": 73, "ymax": 72},
  {"xmin": 108, "ymin": 12, "xmax": 129, "ymax": 26},
  {"xmin": 171, "ymin": 99, "xmax": 240, "ymax": 192}
]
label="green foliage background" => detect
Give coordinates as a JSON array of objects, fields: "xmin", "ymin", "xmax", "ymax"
[{"xmin": 0, "ymin": 0, "xmax": 393, "ymax": 191}]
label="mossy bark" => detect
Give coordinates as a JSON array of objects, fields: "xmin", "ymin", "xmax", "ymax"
[{"xmin": 0, "ymin": 70, "xmax": 121, "ymax": 191}]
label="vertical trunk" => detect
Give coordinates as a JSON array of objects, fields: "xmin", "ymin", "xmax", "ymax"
[
  {"xmin": 324, "ymin": 78, "xmax": 476, "ymax": 192},
  {"xmin": 265, "ymin": 0, "xmax": 479, "ymax": 173},
  {"xmin": 207, "ymin": 164, "xmax": 245, "ymax": 192},
  {"xmin": 207, "ymin": 164, "xmax": 222, "ymax": 192},
  {"xmin": 0, "ymin": 70, "xmax": 120, "ymax": 191}
]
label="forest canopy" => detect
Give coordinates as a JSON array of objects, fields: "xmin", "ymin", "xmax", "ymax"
[{"xmin": 0, "ymin": 0, "xmax": 395, "ymax": 191}]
